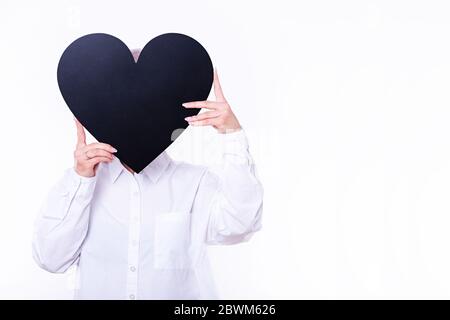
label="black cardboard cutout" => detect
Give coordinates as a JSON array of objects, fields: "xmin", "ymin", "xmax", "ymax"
[{"xmin": 57, "ymin": 33, "xmax": 213, "ymax": 172}]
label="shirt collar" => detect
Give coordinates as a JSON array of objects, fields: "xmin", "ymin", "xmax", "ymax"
[{"xmin": 108, "ymin": 151, "xmax": 171, "ymax": 184}]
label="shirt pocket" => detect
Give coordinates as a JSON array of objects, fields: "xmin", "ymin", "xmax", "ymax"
[{"xmin": 154, "ymin": 211, "xmax": 191, "ymax": 270}]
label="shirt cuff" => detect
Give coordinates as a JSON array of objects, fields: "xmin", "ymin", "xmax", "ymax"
[
  {"xmin": 216, "ymin": 128, "xmax": 249, "ymax": 149},
  {"xmin": 217, "ymin": 128, "xmax": 247, "ymax": 142},
  {"xmin": 215, "ymin": 129, "xmax": 252, "ymax": 165},
  {"xmin": 69, "ymin": 167, "xmax": 97, "ymax": 184}
]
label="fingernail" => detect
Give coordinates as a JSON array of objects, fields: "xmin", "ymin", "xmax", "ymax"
[
  {"xmin": 112, "ymin": 147, "xmax": 118, "ymax": 152},
  {"xmin": 185, "ymin": 117, "xmax": 191, "ymax": 121},
  {"xmin": 182, "ymin": 103, "xmax": 187, "ymax": 107}
]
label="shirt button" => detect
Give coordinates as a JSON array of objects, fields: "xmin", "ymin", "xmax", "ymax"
[
  {"xmin": 130, "ymin": 266, "xmax": 136, "ymax": 272},
  {"xmin": 129, "ymin": 294, "xmax": 135, "ymax": 300},
  {"xmin": 132, "ymin": 240, "xmax": 138, "ymax": 247},
  {"xmin": 133, "ymin": 191, "xmax": 139, "ymax": 196}
]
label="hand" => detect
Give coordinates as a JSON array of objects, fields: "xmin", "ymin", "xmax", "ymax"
[
  {"xmin": 182, "ymin": 68, "xmax": 241, "ymax": 134},
  {"xmin": 73, "ymin": 118, "xmax": 117, "ymax": 177}
]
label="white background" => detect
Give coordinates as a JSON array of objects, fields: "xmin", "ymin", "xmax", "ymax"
[{"xmin": 1, "ymin": 0, "xmax": 450, "ymax": 299}]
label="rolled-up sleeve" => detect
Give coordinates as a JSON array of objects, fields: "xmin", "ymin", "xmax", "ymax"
[
  {"xmin": 199, "ymin": 129, "xmax": 263, "ymax": 245},
  {"xmin": 32, "ymin": 168, "xmax": 97, "ymax": 273}
]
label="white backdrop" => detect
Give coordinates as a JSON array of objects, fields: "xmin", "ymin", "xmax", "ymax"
[{"xmin": 1, "ymin": 0, "xmax": 450, "ymax": 299}]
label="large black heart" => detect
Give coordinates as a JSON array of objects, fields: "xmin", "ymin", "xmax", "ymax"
[{"xmin": 57, "ymin": 33, "xmax": 213, "ymax": 172}]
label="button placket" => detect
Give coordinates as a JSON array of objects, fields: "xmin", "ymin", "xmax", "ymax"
[{"xmin": 126, "ymin": 175, "xmax": 141, "ymax": 300}]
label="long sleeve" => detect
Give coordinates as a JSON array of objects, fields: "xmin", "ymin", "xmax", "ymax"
[
  {"xmin": 32, "ymin": 168, "xmax": 97, "ymax": 273},
  {"xmin": 197, "ymin": 129, "xmax": 263, "ymax": 245}
]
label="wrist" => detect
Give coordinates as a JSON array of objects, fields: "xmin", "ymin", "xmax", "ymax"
[
  {"xmin": 73, "ymin": 167, "xmax": 97, "ymax": 182},
  {"xmin": 217, "ymin": 125, "xmax": 242, "ymax": 134}
]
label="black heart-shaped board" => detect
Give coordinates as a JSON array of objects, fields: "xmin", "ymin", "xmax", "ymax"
[{"xmin": 57, "ymin": 33, "xmax": 213, "ymax": 172}]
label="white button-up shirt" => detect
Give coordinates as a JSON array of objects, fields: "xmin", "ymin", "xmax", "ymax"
[{"xmin": 32, "ymin": 130, "xmax": 263, "ymax": 299}]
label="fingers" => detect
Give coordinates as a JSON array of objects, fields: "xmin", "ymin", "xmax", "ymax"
[
  {"xmin": 182, "ymin": 100, "xmax": 228, "ymax": 110},
  {"xmin": 79, "ymin": 142, "xmax": 117, "ymax": 154},
  {"xmin": 87, "ymin": 156, "xmax": 114, "ymax": 166},
  {"xmin": 182, "ymin": 69, "xmax": 227, "ymax": 108},
  {"xmin": 185, "ymin": 110, "xmax": 220, "ymax": 122},
  {"xmin": 85, "ymin": 148, "xmax": 114, "ymax": 160},
  {"xmin": 182, "ymin": 100, "xmax": 220, "ymax": 110},
  {"xmin": 213, "ymin": 68, "xmax": 226, "ymax": 102},
  {"xmin": 74, "ymin": 118, "xmax": 86, "ymax": 147},
  {"xmin": 188, "ymin": 118, "xmax": 219, "ymax": 127},
  {"xmin": 73, "ymin": 139, "xmax": 117, "ymax": 178}
]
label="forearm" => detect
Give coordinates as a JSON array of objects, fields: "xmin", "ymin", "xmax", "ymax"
[
  {"xmin": 32, "ymin": 168, "xmax": 96, "ymax": 273},
  {"xmin": 205, "ymin": 130, "xmax": 264, "ymax": 244}
]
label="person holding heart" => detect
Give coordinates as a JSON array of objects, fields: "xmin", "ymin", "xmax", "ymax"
[{"xmin": 32, "ymin": 48, "xmax": 263, "ymax": 300}]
